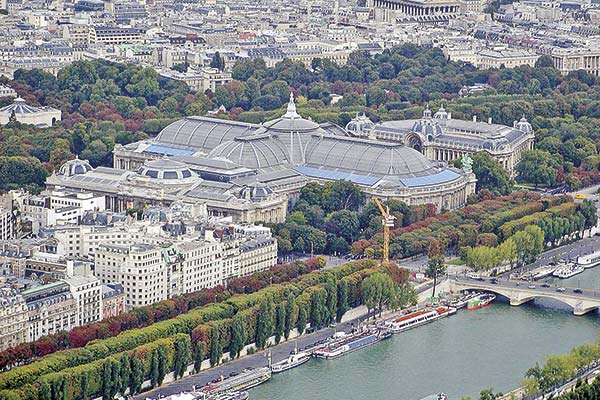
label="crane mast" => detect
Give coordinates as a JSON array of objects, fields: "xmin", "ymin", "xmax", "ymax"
[{"xmin": 373, "ymin": 198, "xmax": 396, "ymax": 264}]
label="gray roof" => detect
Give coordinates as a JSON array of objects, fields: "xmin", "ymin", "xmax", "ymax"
[{"xmin": 155, "ymin": 116, "xmax": 258, "ymax": 152}]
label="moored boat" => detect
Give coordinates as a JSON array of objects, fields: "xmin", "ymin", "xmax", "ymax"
[
  {"xmin": 383, "ymin": 306, "xmax": 456, "ymax": 333},
  {"xmin": 553, "ymin": 265, "xmax": 584, "ymax": 279},
  {"xmin": 532, "ymin": 266, "xmax": 556, "ymax": 280},
  {"xmin": 466, "ymin": 293, "xmax": 496, "ymax": 310},
  {"xmin": 271, "ymin": 351, "xmax": 311, "ymax": 373},
  {"xmin": 578, "ymin": 251, "xmax": 600, "ymax": 269},
  {"xmin": 313, "ymin": 328, "xmax": 391, "ymax": 360},
  {"xmin": 151, "ymin": 390, "xmax": 249, "ymax": 400},
  {"xmin": 199, "ymin": 367, "xmax": 271, "ymax": 395}
]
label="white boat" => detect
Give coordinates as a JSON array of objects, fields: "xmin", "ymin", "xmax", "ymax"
[
  {"xmin": 152, "ymin": 390, "xmax": 249, "ymax": 400},
  {"xmin": 553, "ymin": 266, "xmax": 585, "ymax": 279},
  {"xmin": 270, "ymin": 351, "xmax": 311, "ymax": 373},
  {"xmin": 578, "ymin": 250, "xmax": 600, "ymax": 269},
  {"xmin": 532, "ymin": 266, "xmax": 556, "ymax": 280},
  {"xmin": 383, "ymin": 307, "xmax": 456, "ymax": 333}
]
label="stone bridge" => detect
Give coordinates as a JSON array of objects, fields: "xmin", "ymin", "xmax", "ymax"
[{"xmin": 449, "ymin": 278, "xmax": 600, "ymax": 316}]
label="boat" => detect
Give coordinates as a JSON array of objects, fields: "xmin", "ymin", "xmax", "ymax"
[
  {"xmin": 552, "ymin": 265, "xmax": 584, "ymax": 279},
  {"xmin": 152, "ymin": 390, "xmax": 249, "ymax": 400},
  {"xmin": 270, "ymin": 350, "xmax": 311, "ymax": 373},
  {"xmin": 446, "ymin": 292, "xmax": 479, "ymax": 309},
  {"xmin": 532, "ymin": 266, "xmax": 556, "ymax": 280},
  {"xmin": 313, "ymin": 327, "xmax": 392, "ymax": 360},
  {"xmin": 578, "ymin": 250, "xmax": 600, "ymax": 269},
  {"xmin": 418, "ymin": 393, "xmax": 448, "ymax": 400},
  {"xmin": 199, "ymin": 367, "xmax": 271, "ymax": 395},
  {"xmin": 466, "ymin": 293, "xmax": 496, "ymax": 310},
  {"xmin": 383, "ymin": 306, "xmax": 456, "ymax": 333}
]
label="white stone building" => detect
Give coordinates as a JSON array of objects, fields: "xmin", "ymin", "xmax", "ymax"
[{"xmin": 0, "ymin": 97, "xmax": 61, "ymax": 128}]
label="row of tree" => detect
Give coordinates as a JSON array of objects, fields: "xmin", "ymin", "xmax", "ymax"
[{"xmin": 0, "ymin": 260, "xmax": 416, "ymax": 400}]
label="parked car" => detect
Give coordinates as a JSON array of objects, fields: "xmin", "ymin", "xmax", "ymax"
[
  {"xmin": 528, "ymin": 284, "xmax": 536, "ymax": 289},
  {"xmin": 490, "ymin": 278, "xmax": 499, "ymax": 284},
  {"xmin": 574, "ymin": 288, "xmax": 583, "ymax": 294},
  {"xmin": 541, "ymin": 283, "xmax": 551, "ymax": 288},
  {"xmin": 556, "ymin": 287, "xmax": 566, "ymax": 292}
]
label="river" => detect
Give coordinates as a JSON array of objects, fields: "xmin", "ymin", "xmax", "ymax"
[{"xmin": 249, "ymin": 271, "xmax": 600, "ymax": 400}]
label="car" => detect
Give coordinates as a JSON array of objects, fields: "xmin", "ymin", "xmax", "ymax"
[
  {"xmin": 541, "ymin": 283, "xmax": 551, "ymax": 288},
  {"xmin": 489, "ymin": 278, "xmax": 499, "ymax": 284},
  {"xmin": 528, "ymin": 284, "xmax": 536, "ymax": 289},
  {"xmin": 574, "ymin": 288, "xmax": 583, "ymax": 294},
  {"xmin": 229, "ymin": 371, "xmax": 239, "ymax": 377},
  {"xmin": 556, "ymin": 287, "xmax": 566, "ymax": 292}
]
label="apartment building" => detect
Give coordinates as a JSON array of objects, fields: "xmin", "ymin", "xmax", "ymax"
[
  {"xmin": 21, "ymin": 281, "xmax": 77, "ymax": 342},
  {"xmin": 64, "ymin": 275, "xmax": 102, "ymax": 326},
  {"xmin": 95, "ymin": 243, "xmax": 167, "ymax": 309},
  {"xmin": 101, "ymin": 282, "xmax": 126, "ymax": 319},
  {"xmin": 89, "ymin": 26, "xmax": 145, "ymax": 45},
  {"xmin": 0, "ymin": 287, "xmax": 28, "ymax": 351}
]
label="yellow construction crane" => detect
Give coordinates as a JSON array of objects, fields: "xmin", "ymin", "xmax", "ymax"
[{"xmin": 373, "ymin": 198, "xmax": 396, "ymax": 264}]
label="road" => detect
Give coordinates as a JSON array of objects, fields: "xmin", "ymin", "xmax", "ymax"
[
  {"xmin": 497, "ymin": 235, "xmax": 600, "ymax": 278},
  {"xmin": 133, "ymin": 315, "xmax": 373, "ymax": 400},
  {"xmin": 455, "ymin": 275, "xmax": 600, "ymax": 299}
]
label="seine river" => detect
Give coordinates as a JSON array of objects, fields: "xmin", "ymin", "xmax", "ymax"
[{"xmin": 250, "ymin": 268, "xmax": 600, "ymax": 400}]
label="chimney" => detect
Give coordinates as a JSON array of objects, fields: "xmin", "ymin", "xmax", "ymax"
[
  {"xmin": 472, "ymin": 115, "xmax": 477, "ymax": 122},
  {"xmin": 488, "ymin": 117, "xmax": 492, "ymax": 124}
]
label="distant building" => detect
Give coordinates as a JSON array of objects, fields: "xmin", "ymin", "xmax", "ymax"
[
  {"xmin": 0, "ymin": 97, "xmax": 61, "ymax": 128},
  {"xmin": 89, "ymin": 26, "xmax": 145, "ymax": 45},
  {"xmin": 21, "ymin": 281, "xmax": 77, "ymax": 342},
  {"xmin": 369, "ymin": 0, "xmax": 461, "ymax": 23},
  {"xmin": 101, "ymin": 282, "xmax": 126, "ymax": 319},
  {"xmin": 0, "ymin": 287, "xmax": 28, "ymax": 351},
  {"xmin": 0, "ymin": 195, "xmax": 15, "ymax": 241},
  {"xmin": 159, "ymin": 68, "xmax": 232, "ymax": 93},
  {"xmin": 550, "ymin": 47, "xmax": 600, "ymax": 77},
  {"xmin": 63, "ymin": 275, "xmax": 102, "ymax": 326},
  {"xmin": 346, "ymin": 106, "xmax": 535, "ymax": 175},
  {"xmin": 0, "ymin": 85, "xmax": 17, "ymax": 98}
]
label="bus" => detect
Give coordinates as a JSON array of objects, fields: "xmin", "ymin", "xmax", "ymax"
[{"xmin": 575, "ymin": 193, "xmax": 586, "ymax": 199}]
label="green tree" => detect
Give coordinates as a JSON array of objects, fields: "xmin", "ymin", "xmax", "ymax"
[
  {"xmin": 310, "ymin": 289, "xmax": 328, "ymax": 327},
  {"xmin": 336, "ymin": 280, "xmax": 350, "ymax": 322},
  {"xmin": 210, "ymin": 52, "xmax": 225, "ymax": 71},
  {"xmin": 150, "ymin": 350, "xmax": 159, "ymax": 388},
  {"xmin": 296, "ymin": 304, "xmax": 308, "ymax": 334},
  {"xmin": 230, "ymin": 314, "xmax": 246, "ymax": 359},
  {"xmin": 274, "ymin": 302, "xmax": 286, "ymax": 344},
  {"xmin": 284, "ymin": 295, "xmax": 295, "ymax": 339},
  {"xmin": 118, "ymin": 352, "xmax": 130, "ymax": 395},
  {"xmin": 322, "ymin": 180, "xmax": 364, "ymax": 212},
  {"xmin": 193, "ymin": 342, "xmax": 204, "ymax": 373},
  {"xmin": 516, "ymin": 150, "xmax": 561, "ymax": 187},
  {"xmin": 361, "ymin": 272, "xmax": 396, "ymax": 317},
  {"xmin": 174, "ymin": 335, "xmax": 192, "ymax": 379},
  {"xmin": 81, "ymin": 371, "xmax": 90, "ymax": 399},
  {"xmin": 580, "ymin": 199, "xmax": 597, "ymax": 235},
  {"xmin": 209, "ymin": 327, "xmax": 222, "ymax": 367},
  {"xmin": 129, "ymin": 351, "xmax": 144, "ymax": 395},
  {"xmin": 256, "ymin": 298, "xmax": 275, "ymax": 349},
  {"xmin": 469, "ymin": 152, "xmax": 513, "ymax": 195},
  {"xmin": 39, "ymin": 381, "xmax": 51, "ymax": 400}
]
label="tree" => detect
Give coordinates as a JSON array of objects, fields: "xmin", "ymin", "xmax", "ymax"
[
  {"xmin": 516, "ymin": 150, "xmax": 561, "ymax": 187},
  {"xmin": 274, "ymin": 302, "xmax": 286, "ymax": 344},
  {"xmin": 580, "ymin": 199, "xmax": 597, "ymax": 235},
  {"xmin": 256, "ymin": 298, "xmax": 275, "ymax": 349},
  {"xmin": 310, "ymin": 289, "xmax": 328, "ymax": 327},
  {"xmin": 174, "ymin": 335, "xmax": 192, "ymax": 379},
  {"xmin": 322, "ymin": 180, "xmax": 364, "ymax": 212},
  {"xmin": 325, "ymin": 210, "xmax": 360, "ymax": 244},
  {"xmin": 296, "ymin": 304, "xmax": 308, "ymax": 334},
  {"xmin": 210, "ymin": 52, "xmax": 225, "ymax": 71},
  {"xmin": 230, "ymin": 314, "xmax": 246, "ymax": 359},
  {"xmin": 361, "ymin": 272, "xmax": 396, "ymax": 317},
  {"xmin": 39, "ymin": 381, "xmax": 51, "ymax": 400},
  {"xmin": 129, "ymin": 351, "xmax": 144, "ymax": 395},
  {"xmin": 469, "ymin": 152, "xmax": 513, "ymax": 195},
  {"xmin": 81, "ymin": 371, "xmax": 90, "ymax": 399},
  {"xmin": 118, "ymin": 352, "xmax": 130, "ymax": 395},
  {"xmin": 193, "ymin": 341, "xmax": 204, "ymax": 373},
  {"xmin": 150, "ymin": 349, "xmax": 159, "ymax": 387},
  {"xmin": 209, "ymin": 327, "xmax": 222, "ymax": 367},
  {"xmin": 284, "ymin": 295, "xmax": 295, "ymax": 340},
  {"xmin": 336, "ymin": 280, "xmax": 350, "ymax": 322}
]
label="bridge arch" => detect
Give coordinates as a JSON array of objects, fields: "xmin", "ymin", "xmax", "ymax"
[{"xmin": 450, "ymin": 282, "xmax": 600, "ymax": 316}]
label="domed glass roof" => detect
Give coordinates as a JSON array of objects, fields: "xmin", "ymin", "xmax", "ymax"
[
  {"xmin": 516, "ymin": 115, "xmax": 533, "ymax": 134},
  {"xmin": 346, "ymin": 113, "xmax": 375, "ymax": 137},
  {"xmin": 261, "ymin": 93, "xmax": 320, "ymax": 132},
  {"xmin": 137, "ymin": 158, "xmax": 196, "ymax": 180},
  {"xmin": 58, "ymin": 157, "xmax": 93, "ymax": 176},
  {"xmin": 208, "ymin": 136, "xmax": 289, "ymax": 169}
]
